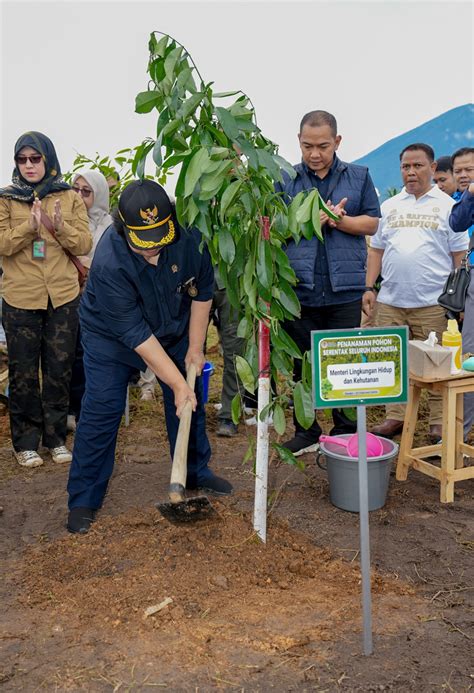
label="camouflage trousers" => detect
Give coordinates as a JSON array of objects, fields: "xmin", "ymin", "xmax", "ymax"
[{"xmin": 2, "ymin": 297, "xmax": 80, "ymax": 451}]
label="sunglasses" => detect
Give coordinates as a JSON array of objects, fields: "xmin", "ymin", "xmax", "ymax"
[
  {"xmin": 16, "ymin": 154, "xmax": 43, "ymax": 165},
  {"xmin": 72, "ymin": 186, "xmax": 93, "ymax": 198}
]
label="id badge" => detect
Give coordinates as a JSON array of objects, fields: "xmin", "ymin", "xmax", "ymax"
[{"xmin": 32, "ymin": 239, "xmax": 46, "ymax": 260}]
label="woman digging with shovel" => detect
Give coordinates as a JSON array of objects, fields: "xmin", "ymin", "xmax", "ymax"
[{"xmin": 66, "ymin": 180, "xmax": 233, "ymax": 534}]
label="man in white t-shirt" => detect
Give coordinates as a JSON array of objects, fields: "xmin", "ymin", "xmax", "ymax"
[{"xmin": 363, "ymin": 143, "xmax": 469, "ymax": 441}]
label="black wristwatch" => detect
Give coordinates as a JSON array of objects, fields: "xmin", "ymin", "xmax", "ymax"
[{"xmin": 364, "ymin": 286, "xmax": 376, "ymax": 292}]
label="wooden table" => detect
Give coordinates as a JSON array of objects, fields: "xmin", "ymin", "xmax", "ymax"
[{"xmin": 396, "ymin": 370, "xmax": 474, "ymax": 502}]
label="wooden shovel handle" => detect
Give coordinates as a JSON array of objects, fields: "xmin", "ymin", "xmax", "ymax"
[{"xmin": 169, "ymin": 364, "xmax": 197, "ymax": 502}]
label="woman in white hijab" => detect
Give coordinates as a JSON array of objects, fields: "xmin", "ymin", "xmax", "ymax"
[
  {"xmin": 68, "ymin": 170, "xmax": 113, "ymax": 430},
  {"xmin": 72, "ymin": 170, "xmax": 112, "ymax": 261}
]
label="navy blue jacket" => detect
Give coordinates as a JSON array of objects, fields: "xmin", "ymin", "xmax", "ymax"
[
  {"xmin": 79, "ymin": 224, "xmax": 214, "ymax": 370},
  {"xmin": 275, "ymin": 157, "xmax": 380, "ymax": 305},
  {"xmin": 450, "ymin": 190, "xmax": 474, "ymax": 234}
]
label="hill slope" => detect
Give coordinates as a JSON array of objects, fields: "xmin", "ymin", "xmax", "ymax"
[{"xmin": 353, "ymin": 104, "xmax": 474, "ymax": 200}]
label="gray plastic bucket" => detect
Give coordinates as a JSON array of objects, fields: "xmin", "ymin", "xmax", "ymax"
[{"xmin": 317, "ymin": 434, "xmax": 398, "ymax": 512}]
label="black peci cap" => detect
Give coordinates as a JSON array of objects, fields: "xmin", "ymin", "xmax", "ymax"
[{"xmin": 118, "ymin": 179, "xmax": 179, "ymax": 251}]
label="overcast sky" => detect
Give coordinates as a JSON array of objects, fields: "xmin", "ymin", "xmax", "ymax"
[{"xmin": 1, "ymin": 0, "xmax": 472, "ymax": 186}]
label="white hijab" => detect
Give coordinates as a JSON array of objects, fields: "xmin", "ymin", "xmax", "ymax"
[{"xmin": 73, "ymin": 169, "xmax": 113, "ymax": 259}]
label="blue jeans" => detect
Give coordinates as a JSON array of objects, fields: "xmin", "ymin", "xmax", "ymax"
[{"xmin": 67, "ymin": 340, "xmax": 211, "ymax": 510}]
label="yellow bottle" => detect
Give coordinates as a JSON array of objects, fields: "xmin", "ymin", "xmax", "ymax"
[{"xmin": 442, "ymin": 319, "xmax": 462, "ymax": 375}]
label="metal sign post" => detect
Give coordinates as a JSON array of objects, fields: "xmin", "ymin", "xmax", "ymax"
[{"xmin": 357, "ymin": 404, "xmax": 372, "ymax": 655}]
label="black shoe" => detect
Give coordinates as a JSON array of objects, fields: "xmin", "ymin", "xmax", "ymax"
[
  {"xmin": 217, "ymin": 419, "xmax": 238, "ymax": 437},
  {"xmin": 329, "ymin": 425, "xmax": 357, "ymax": 437},
  {"xmin": 67, "ymin": 507, "xmax": 95, "ymax": 534},
  {"xmin": 187, "ymin": 473, "xmax": 233, "ymax": 496},
  {"xmin": 282, "ymin": 435, "xmax": 319, "ymax": 457}
]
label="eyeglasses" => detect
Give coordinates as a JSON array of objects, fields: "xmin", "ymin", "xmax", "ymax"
[
  {"xmin": 15, "ymin": 154, "xmax": 43, "ymax": 165},
  {"xmin": 72, "ymin": 186, "xmax": 93, "ymax": 198}
]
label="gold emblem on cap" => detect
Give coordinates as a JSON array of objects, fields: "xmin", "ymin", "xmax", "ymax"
[
  {"xmin": 128, "ymin": 219, "xmax": 176, "ymax": 249},
  {"xmin": 140, "ymin": 206, "xmax": 159, "ymax": 225},
  {"xmin": 171, "ymin": 264, "xmax": 178, "ymax": 273}
]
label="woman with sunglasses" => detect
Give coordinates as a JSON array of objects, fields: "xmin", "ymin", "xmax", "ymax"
[
  {"xmin": 68, "ymin": 169, "xmax": 113, "ymax": 430},
  {"xmin": 0, "ymin": 131, "xmax": 92, "ymax": 468},
  {"xmin": 71, "ymin": 170, "xmax": 113, "ymax": 261}
]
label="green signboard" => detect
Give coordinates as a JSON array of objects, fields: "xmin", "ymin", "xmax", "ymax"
[{"xmin": 312, "ymin": 326, "xmax": 409, "ymax": 409}]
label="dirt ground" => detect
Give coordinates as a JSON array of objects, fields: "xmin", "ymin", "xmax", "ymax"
[{"xmin": 0, "ymin": 346, "xmax": 473, "ymax": 692}]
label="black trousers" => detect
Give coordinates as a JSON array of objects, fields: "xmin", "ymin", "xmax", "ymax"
[
  {"xmin": 284, "ymin": 299, "xmax": 362, "ymax": 441},
  {"xmin": 2, "ymin": 297, "xmax": 80, "ymax": 451}
]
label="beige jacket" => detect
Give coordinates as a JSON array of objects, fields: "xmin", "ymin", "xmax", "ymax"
[{"xmin": 0, "ymin": 190, "xmax": 92, "ymax": 309}]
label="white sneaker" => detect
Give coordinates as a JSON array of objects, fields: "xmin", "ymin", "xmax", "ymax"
[
  {"xmin": 50, "ymin": 446, "xmax": 72, "ymax": 464},
  {"xmin": 14, "ymin": 450, "xmax": 44, "ymax": 468},
  {"xmin": 66, "ymin": 414, "xmax": 77, "ymax": 432},
  {"xmin": 140, "ymin": 389, "xmax": 154, "ymax": 401},
  {"xmin": 245, "ymin": 413, "xmax": 274, "ymax": 427}
]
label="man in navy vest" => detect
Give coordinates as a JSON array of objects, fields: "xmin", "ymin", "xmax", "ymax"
[{"xmin": 275, "ymin": 110, "xmax": 380, "ymax": 455}]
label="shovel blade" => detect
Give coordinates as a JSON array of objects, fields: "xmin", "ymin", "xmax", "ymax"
[{"xmin": 156, "ymin": 495, "xmax": 216, "ymax": 524}]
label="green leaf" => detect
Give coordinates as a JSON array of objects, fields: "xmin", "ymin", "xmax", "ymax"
[
  {"xmin": 243, "ymin": 258, "xmax": 255, "ymax": 297},
  {"xmin": 231, "ymin": 393, "xmax": 242, "ymax": 425},
  {"xmin": 243, "ymin": 439, "xmax": 255, "ymax": 465},
  {"xmin": 218, "ymin": 228, "xmax": 235, "ymax": 264},
  {"xmin": 301, "ymin": 220, "xmax": 315, "ymax": 240},
  {"xmin": 277, "ymin": 278, "xmax": 300, "ymax": 317},
  {"xmin": 271, "ymin": 349, "xmax": 293, "ymax": 377},
  {"xmin": 236, "ymin": 138, "xmax": 258, "ymax": 170},
  {"xmin": 273, "ymin": 245, "xmax": 293, "ymax": 272},
  {"xmin": 149, "ymin": 59, "xmax": 166, "ymax": 87},
  {"xmin": 160, "ymin": 118, "xmax": 181, "ymax": 140},
  {"xmin": 162, "ymin": 152, "xmax": 192, "ymax": 168},
  {"xmin": 296, "ymin": 189, "xmax": 316, "ymax": 224},
  {"xmin": 270, "ymin": 326, "xmax": 301, "ymax": 359},
  {"xmin": 256, "ymin": 239, "xmax": 273, "ymax": 290},
  {"xmin": 293, "ymin": 382, "xmax": 315, "ymax": 430},
  {"xmin": 272, "ymin": 442, "xmax": 305, "ymax": 471},
  {"xmin": 164, "ymin": 46, "xmax": 182, "ymax": 80},
  {"xmin": 225, "ymin": 262, "xmax": 240, "ymax": 309},
  {"xmin": 235, "ymin": 355, "xmax": 255, "ymax": 394},
  {"xmin": 287, "ymin": 190, "xmax": 305, "ymax": 236},
  {"xmin": 175, "ymin": 155, "xmax": 191, "ymax": 197},
  {"xmin": 255, "ymin": 149, "xmax": 281, "ymax": 180},
  {"xmin": 210, "ymin": 146, "xmax": 231, "ymax": 161},
  {"xmin": 273, "ymin": 404, "xmax": 286, "ymax": 436},
  {"xmin": 214, "ymin": 90, "xmax": 242, "ymax": 98},
  {"xmin": 302, "ymin": 351, "xmax": 313, "ymax": 389},
  {"xmin": 215, "ymin": 107, "xmax": 239, "ymax": 140},
  {"xmin": 176, "ymin": 66, "xmax": 193, "ymax": 92},
  {"xmin": 237, "ymin": 315, "xmax": 251, "ymax": 339},
  {"xmin": 319, "ymin": 196, "xmax": 340, "ymax": 221},
  {"xmin": 311, "ymin": 190, "xmax": 322, "ymax": 241},
  {"xmin": 273, "ymin": 154, "xmax": 296, "ymax": 180},
  {"xmin": 135, "ymin": 91, "xmax": 161, "ymax": 114},
  {"xmin": 154, "ymin": 34, "xmax": 169, "ymax": 58},
  {"xmin": 219, "ymin": 180, "xmax": 242, "ymax": 223},
  {"xmin": 152, "ymin": 134, "xmax": 163, "ymax": 167},
  {"xmin": 184, "ymin": 148, "xmax": 210, "ymax": 197},
  {"xmin": 180, "ymin": 92, "xmax": 203, "ymax": 120},
  {"xmin": 200, "ymin": 161, "xmax": 232, "ymax": 192},
  {"xmin": 186, "ymin": 196, "xmax": 200, "ymax": 225},
  {"xmin": 205, "ymin": 123, "xmax": 229, "ymax": 147}
]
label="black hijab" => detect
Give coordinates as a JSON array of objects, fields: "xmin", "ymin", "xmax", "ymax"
[{"xmin": 0, "ymin": 131, "xmax": 71, "ymax": 201}]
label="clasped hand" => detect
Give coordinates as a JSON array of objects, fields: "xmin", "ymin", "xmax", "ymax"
[
  {"xmin": 319, "ymin": 197, "xmax": 348, "ymax": 227},
  {"xmin": 29, "ymin": 198, "xmax": 64, "ymax": 234}
]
